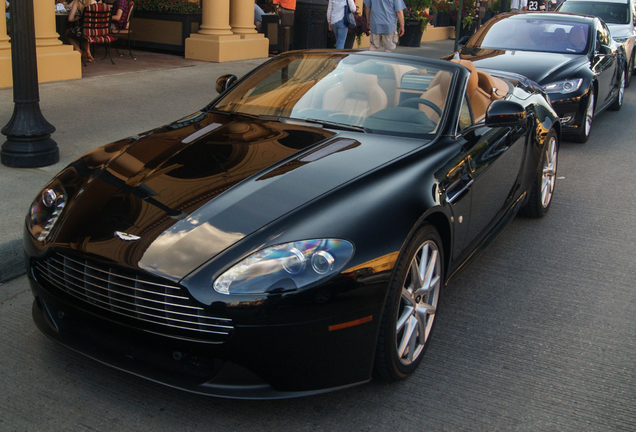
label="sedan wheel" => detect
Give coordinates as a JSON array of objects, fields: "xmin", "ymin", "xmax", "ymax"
[
  {"xmin": 626, "ymin": 53, "xmax": 634, "ymax": 88},
  {"xmin": 572, "ymin": 87, "xmax": 594, "ymax": 143},
  {"xmin": 375, "ymin": 224, "xmax": 443, "ymax": 381},
  {"xmin": 609, "ymin": 66, "xmax": 626, "ymax": 111},
  {"xmin": 521, "ymin": 129, "xmax": 558, "ymax": 218}
]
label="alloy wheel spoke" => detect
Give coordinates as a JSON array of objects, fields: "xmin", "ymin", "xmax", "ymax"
[
  {"xmin": 397, "ymin": 316, "xmax": 418, "ymax": 359},
  {"xmin": 396, "ymin": 300, "xmax": 414, "ymax": 333},
  {"xmin": 414, "ymin": 249, "xmax": 439, "ymax": 298}
]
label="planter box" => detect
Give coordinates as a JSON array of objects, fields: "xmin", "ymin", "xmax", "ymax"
[
  {"xmin": 130, "ymin": 11, "xmax": 202, "ymax": 54},
  {"xmin": 399, "ymin": 19, "xmax": 424, "ymax": 47}
]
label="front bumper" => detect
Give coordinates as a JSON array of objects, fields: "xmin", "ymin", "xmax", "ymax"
[
  {"xmin": 28, "ymin": 259, "xmax": 384, "ymax": 399},
  {"xmin": 548, "ymin": 91, "xmax": 590, "ymax": 136}
]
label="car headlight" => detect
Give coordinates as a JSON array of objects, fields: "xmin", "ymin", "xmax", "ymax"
[
  {"xmin": 613, "ymin": 36, "xmax": 629, "ymax": 44},
  {"xmin": 27, "ymin": 179, "xmax": 67, "ymax": 242},
  {"xmin": 213, "ymin": 239, "xmax": 354, "ymax": 295},
  {"xmin": 542, "ymin": 78, "xmax": 583, "ymax": 94}
]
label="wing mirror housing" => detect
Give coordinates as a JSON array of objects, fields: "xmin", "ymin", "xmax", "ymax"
[
  {"xmin": 485, "ymin": 100, "xmax": 527, "ymax": 126},
  {"xmin": 215, "ymin": 74, "xmax": 238, "ymax": 94}
]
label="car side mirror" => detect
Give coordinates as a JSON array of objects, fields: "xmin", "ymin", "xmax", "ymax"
[
  {"xmin": 215, "ymin": 74, "xmax": 238, "ymax": 94},
  {"xmin": 485, "ymin": 100, "xmax": 527, "ymax": 126}
]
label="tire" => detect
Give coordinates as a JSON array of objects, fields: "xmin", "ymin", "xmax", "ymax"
[
  {"xmin": 520, "ymin": 129, "xmax": 558, "ymax": 218},
  {"xmin": 626, "ymin": 52, "xmax": 634, "ymax": 88},
  {"xmin": 572, "ymin": 86, "xmax": 594, "ymax": 143},
  {"xmin": 609, "ymin": 65, "xmax": 626, "ymax": 111},
  {"xmin": 374, "ymin": 224, "xmax": 443, "ymax": 381}
]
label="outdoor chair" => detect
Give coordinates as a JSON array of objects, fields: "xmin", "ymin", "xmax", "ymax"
[
  {"xmin": 112, "ymin": 1, "xmax": 136, "ymax": 60},
  {"xmin": 81, "ymin": 3, "xmax": 117, "ymax": 65}
]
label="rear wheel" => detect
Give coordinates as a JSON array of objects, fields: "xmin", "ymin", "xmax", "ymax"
[
  {"xmin": 572, "ymin": 87, "xmax": 594, "ymax": 143},
  {"xmin": 626, "ymin": 53, "xmax": 634, "ymax": 88},
  {"xmin": 520, "ymin": 129, "xmax": 558, "ymax": 218},
  {"xmin": 609, "ymin": 66, "xmax": 625, "ymax": 111},
  {"xmin": 375, "ymin": 224, "xmax": 443, "ymax": 381}
]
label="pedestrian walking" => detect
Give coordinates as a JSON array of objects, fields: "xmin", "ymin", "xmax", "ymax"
[
  {"xmin": 328, "ymin": 0, "xmax": 358, "ymax": 49},
  {"xmin": 510, "ymin": 0, "xmax": 528, "ymax": 11},
  {"xmin": 364, "ymin": 0, "xmax": 406, "ymax": 52}
]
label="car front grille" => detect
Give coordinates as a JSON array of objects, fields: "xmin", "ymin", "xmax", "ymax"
[{"xmin": 33, "ymin": 252, "xmax": 233, "ymax": 342}]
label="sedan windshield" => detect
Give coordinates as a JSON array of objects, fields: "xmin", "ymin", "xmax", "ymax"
[
  {"xmin": 472, "ymin": 17, "xmax": 591, "ymax": 54},
  {"xmin": 212, "ymin": 53, "xmax": 456, "ymax": 136},
  {"xmin": 558, "ymin": 1, "xmax": 630, "ymax": 25}
]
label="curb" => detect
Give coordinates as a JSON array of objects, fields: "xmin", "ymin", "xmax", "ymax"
[{"xmin": 0, "ymin": 237, "xmax": 25, "ymax": 283}]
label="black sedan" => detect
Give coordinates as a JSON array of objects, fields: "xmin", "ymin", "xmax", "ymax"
[
  {"xmin": 25, "ymin": 51, "xmax": 559, "ymax": 399},
  {"xmin": 448, "ymin": 12, "xmax": 625, "ymax": 142}
]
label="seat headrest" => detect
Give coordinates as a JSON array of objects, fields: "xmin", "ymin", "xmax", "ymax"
[
  {"xmin": 451, "ymin": 59, "xmax": 478, "ymax": 95},
  {"xmin": 342, "ymin": 69, "xmax": 380, "ymax": 93}
]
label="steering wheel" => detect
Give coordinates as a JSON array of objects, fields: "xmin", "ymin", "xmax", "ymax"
[{"xmin": 398, "ymin": 98, "xmax": 443, "ymax": 116}]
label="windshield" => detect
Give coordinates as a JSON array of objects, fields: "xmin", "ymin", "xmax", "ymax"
[
  {"xmin": 558, "ymin": 1, "xmax": 630, "ymax": 25},
  {"xmin": 212, "ymin": 53, "xmax": 456, "ymax": 136},
  {"xmin": 472, "ymin": 17, "xmax": 591, "ymax": 54}
]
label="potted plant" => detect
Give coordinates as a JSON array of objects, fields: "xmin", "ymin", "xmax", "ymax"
[
  {"xmin": 431, "ymin": 1, "xmax": 452, "ymax": 27},
  {"xmin": 398, "ymin": 0, "xmax": 433, "ymax": 47},
  {"xmin": 482, "ymin": 0, "xmax": 500, "ymax": 23},
  {"xmin": 351, "ymin": 10, "xmax": 370, "ymax": 48},
  {"xmin": 131, "ymin": 0, "xmax": 203, "ymax": 54}
]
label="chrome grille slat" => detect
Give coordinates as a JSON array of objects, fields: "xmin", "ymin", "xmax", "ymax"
[
  {"xmin": 37, "ymin": 266, "xmax": 225, "ymax": 323},
  {"xmin": 51, "ymin": 254, "xmax": 183, "ymax": 291},
  {"xmin": 33, "ymin": 253, "xmax": 233, "ymax": 341},
  {"xmin": 48, "ymin": 255, "xmax": 186, "ymax": 300}
]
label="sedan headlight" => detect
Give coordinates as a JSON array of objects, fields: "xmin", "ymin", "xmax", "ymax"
[
  {"xmin": 27, "ymin": 179, "xmax": 67, "ymax": 242},
  {"xmin": 613, "ymin": 36, "xmax": 629, "ymax": 44},
  {"xmin": 213, "ymin": 239, "xmax": 354, "ymax": 295},
  {"xmin": 542, "ymin": 78, "xmax": 583, "ymax": 94}
]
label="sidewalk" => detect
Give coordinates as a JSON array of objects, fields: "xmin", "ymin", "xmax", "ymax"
[{"xmin": 0, "ymin": 40, "xmax": 456, "ymax": 283}]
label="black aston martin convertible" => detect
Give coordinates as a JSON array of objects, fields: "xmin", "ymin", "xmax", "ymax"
[
  {"xmin": 448, "ymin": 12, "xmax": 626, "ymax": 143},
  {"xmin": 25, "ymin": 51, "xmax": 559, "ymax": 399}
]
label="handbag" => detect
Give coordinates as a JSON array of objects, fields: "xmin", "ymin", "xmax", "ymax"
[{"xmin": 343, "ymin": 2, "xmax": 357, "ymax": 29}]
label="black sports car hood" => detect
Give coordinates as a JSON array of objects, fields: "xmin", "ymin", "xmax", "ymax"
[
  {"xmin": 456, "ymin": 48, "xmax": 588, "ymax": 84},
  {"xmin": 52, "ymin": 112, "xmax": 425, "ymax": 281}
]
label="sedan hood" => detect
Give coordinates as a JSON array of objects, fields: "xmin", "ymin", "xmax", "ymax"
[
  {"xmin": 456, "ymin": 48, "xmax": 587, "ymax": 84},
  {"xmin": 53, "ymin": 112, "xmax": 423, "ymax": 281}
]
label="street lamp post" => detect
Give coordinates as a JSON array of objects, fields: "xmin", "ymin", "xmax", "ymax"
[{"xmin": 1, "ymin": 0, "xmax": 59, "ymax": 168}]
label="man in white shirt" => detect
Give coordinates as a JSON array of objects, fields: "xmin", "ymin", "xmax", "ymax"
[{"xmin": 510, "ymin": 0, "xmax": 528, "ymax": 11}]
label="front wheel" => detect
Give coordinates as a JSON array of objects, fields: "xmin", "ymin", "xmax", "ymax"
[
  {"xmin": 520, "ymin": 129, "xmax": 558, "ymax": 218},
  {"xmin": 609, "ymin": 66, "xmax": 626, "ymax": 111},
  {"xmin": 374, "ymin": 224, "xmax": 443, "ymax": 381},
  {"xmin": 571, "ymin": 87, "xmax": 594, "ymax": 143}
]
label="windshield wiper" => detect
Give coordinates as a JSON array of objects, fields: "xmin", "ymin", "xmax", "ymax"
[{"xmin": 298, "ymin": 118, "xmax": 367, "ymax": 133}]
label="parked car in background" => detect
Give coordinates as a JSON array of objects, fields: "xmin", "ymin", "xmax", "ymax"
[
  {"xmin": 448, "ymin": 12, "xmax": 626, "ymax": 143},
  {"xmin": 25, "ymin": 50, "xmax": 560, "ymax": 399},
  {"xmin": 557, "ymin": 0, "xmax": 636, "ymax": 87}
]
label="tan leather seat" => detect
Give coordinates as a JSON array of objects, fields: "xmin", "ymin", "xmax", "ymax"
[
  {"xmin": 322, "ymin": 69, "xmax": 388, "ymax": 118},
  {"xmin": 451, "ymin": 59, "xmax": 492, "ymax": 122},
  {"xmin": 417, "ymin": 70, "xmax": 452, "ymax": 122}
]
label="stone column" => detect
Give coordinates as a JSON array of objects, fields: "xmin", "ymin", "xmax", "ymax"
[
  {"xmin": 230, "ymin": 0, "xmax": 257, "ymax": 35},
  {"xmin": 198, "ymin": 0, "xmax": 233, "ymax": 35},
  {"xmin": 29, "ymin": 0, "xmax": 81, "ymax": 85},
  {"xmin": 185, "ymin": 0, "xmax": 267, "ymax": 62},
  {"xmin": 0, "ymin": 8, "xmax": 11, "ymax": 87}
]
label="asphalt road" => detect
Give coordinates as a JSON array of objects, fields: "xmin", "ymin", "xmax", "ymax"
[{"xmin": 2, "ymin": 52, "xmax": 636, "ymax": 431}]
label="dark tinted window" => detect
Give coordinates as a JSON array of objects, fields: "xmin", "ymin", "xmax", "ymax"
[{"xmin": 558, "ymin": 1, "xmax": 630, "ymax": 24}]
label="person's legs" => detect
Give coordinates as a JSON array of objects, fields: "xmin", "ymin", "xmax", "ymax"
[
  {"xmin": 334, "ymin": 19, "xmax": 348, "ymax": 49},
  {"xmin": 369, "ymin": 32, "xmax": 380, "ymax": 50}
]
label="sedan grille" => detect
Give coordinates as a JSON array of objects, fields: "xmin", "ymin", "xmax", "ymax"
[{"xmin": 33, "ymin": 252, "xmax": 233, "ymax": 342}]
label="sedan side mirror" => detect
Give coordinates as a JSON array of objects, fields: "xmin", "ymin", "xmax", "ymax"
[
  {"xmin": 215, "ymin": 74, "xmax": 238, "ymax": 94},
  {"xmin": 485, "ymin": 100, "xmax": 527, "ymax": 126}
]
